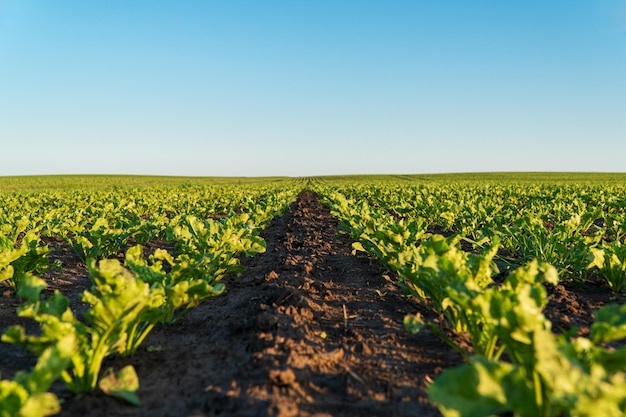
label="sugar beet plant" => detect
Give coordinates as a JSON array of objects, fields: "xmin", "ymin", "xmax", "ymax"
[
  {"xmin": 0, "ymin": 332, "xmax": 74, "ymax": 417},
  {"xmin": 0, "ymin": 231, "xmax": 50, "ymax": 295},
  {"xmin": 588, "ymin": 241, "xmax": 626, "ymax": 293},
  {"xmin": 428, "ymin": 285, "xmax": 626, "ymax": 417},
  {"xmin": 3, "ymin": 271, "xmax": 154, "ymax": 404},
  {"xmin": 493, "ymin": 211, "xmax": 604, "ymax": 281},
  {"xmin": 123, "ymin": 245, "xmax": 227, "ymax": 331}
]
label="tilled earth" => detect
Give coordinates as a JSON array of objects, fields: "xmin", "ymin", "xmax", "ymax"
[{"xmin": 1, "ymin": 191, "xmax": 624, "ymax": 417}]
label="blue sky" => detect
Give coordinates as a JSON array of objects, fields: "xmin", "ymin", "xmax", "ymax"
[{"xmin": 1, "ymin": 1, "xmax": 625, "ymax": 177}]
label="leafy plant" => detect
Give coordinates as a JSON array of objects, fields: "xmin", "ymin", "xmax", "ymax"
[
  {"xmin": 0, "ymin": 232, "xmax": 49, "ymax": 294},
  {"xmin": 123, "ymin": 245, "xmax": 225, "ymax": 327},
  {"xmin": 588, "ymin": 242, "xmax": 626, "ymax": 292},
  {"xmin": 65, "ymin": 217, "xmax": 130, "ymax": 262},
  {"xmin": 362, "ymin": 231, "xmax": 500, "ymax": 358},
  {"xmin": 85, "ymin": 258, "xmax": 166, "ymax": 357},
  {"xmin": 428, "ymin": 289, "xmax": 626, "ymax": 417},
  {"xmin": 495, "ymin": 212, "xmax": 601, "ymax": 281},
  {"xmin": 0, "ymin": 333, "xmax": 74, "ymax": 417},
  {"xmin": 2, "ymin": 268, "xmax": 155, "ymax": 400}
]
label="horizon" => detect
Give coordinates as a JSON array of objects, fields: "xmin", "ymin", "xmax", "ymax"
[{"xmin": 2, "ymin": 170, "xmax": 626, "ymax": 180}]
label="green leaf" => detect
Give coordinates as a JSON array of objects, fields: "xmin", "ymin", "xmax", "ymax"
[
  {"xmin": 98, "ymin": 365, "xmax": 140, "ymax": 406},
  {"xmin": 18, "ymin": 334, "xmax": 75, "ymax": 394},
  {"xmin": 16, "ymin": 274, "xmax": 47, "ymax": 302},
  {"xmin": 590, "ymin": 303, "xmax": 626, "ymax": 344},
  {"xmin": 245, "ymin": 235, "xmax": 266, "ymax": 255},
  {"xmin": 0, "ymin": 380, "xmax": 30, "ymax": 416},
  {"xmin": 429, "ymin": 358, "xmax": 536, "ymax": 417},
  {"xmin": 19, "ymin": 392, "xmax": 62, "ymax": 417},
  {"xmin": 2, "ymin": 325, "xmax": 27, "ymax": 346},
  {"xmin": 588, "ymin": 247, "xmax": 606, "ymax": 270},
  {"xmin": 0, "ymin": 264, "xmax": 14, "ymax": 283}
]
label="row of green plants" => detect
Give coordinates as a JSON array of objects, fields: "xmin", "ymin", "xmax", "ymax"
[
  {"xmin": 318, "ymin": 187, "xmax": 626, "ymax": 417},
  {"xmin": 0, "ymin": 182, "xmax": 300, "ymax": 416},
  {"xmin": 326, "ymin": 179, "xmax": 626, "ymax": 289},
  {"xmin": 0, "ymin": 182, "xmax": 299, "ymax": 289}
]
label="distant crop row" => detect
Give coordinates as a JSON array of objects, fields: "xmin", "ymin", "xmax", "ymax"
[{"xmin": 319, "ymin": 179, "xmax": 626, "ymax": 288}]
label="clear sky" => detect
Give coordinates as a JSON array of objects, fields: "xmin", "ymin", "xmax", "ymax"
[{"xmin": 1, "ymin": 1, "xmax": 625, "ymax": 177}]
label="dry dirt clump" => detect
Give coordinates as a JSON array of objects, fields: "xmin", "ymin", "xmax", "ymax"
[{"xmin": 1, "ymin": 191, "xmax": 621, "ymax": 417}]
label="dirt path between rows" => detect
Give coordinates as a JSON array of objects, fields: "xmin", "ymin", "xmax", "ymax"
[
  {"xmin": 52, "ymin": 191, "xmax": 459, "ymax": 416},
  {"xmin": 2, "ymin": 190, "xmax": 622, "ymax": 417}
]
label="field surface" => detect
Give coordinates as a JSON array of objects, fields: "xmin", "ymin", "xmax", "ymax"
[{"xmin": 1, "ymin": 173, "xmax": 626, "ymax": 417}]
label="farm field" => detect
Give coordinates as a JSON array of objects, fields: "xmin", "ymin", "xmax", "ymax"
[{"xmin": 1, "ymin": 173, "xmax": 626, "ymax": 417}]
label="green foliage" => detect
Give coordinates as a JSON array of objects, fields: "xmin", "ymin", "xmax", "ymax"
[
  {"xmin": 64, "ymin": 217, "xmax": 131, "ymax": 262},
  {"xmin": 495, "ymin": 212, "xmax": 602, "ymax": 280},
  {"xmin": 0, "ymin": 179, "xmax": 301, "ymax": 413},
  {"xmin": 317, "ymin": 181, "xmax": 626, "ymax": 416},
  {"xmin": 429, "ymin": 316, "xmax": 626, "ymax": 417},
  {"xmin": 4, "ymin": 174, "xmax": 626, "ymax": 415},
  {"xmin": 0, "ymin": 232, "xmax": 49, "ymax": 294},
  {"xmin": 85, "ymin": 258, "xmax": 167, "ymax": 358},
  {"xmin": 0, "ymin": 333, "xmax": 74, "ymax": 417},
  {"xmin": 98, "ymin": 365, "xmax": 140, "ymax": 406},
  {"xmin": 2, "ymin": 269, "xmax": 148, "ymax": 398},
  {"xmin": 426, "ymin": 263, "xmax": 626, "ymax": 417},
  {"xmin": 167, "ymin": 213, "xmax": 266, "ymax": 278},
  {"xmin": 589, "ymin": 242, "xmax": 626, "ymax": 292},
  {"xmin": 124, "ymin": 245, "xmax": 225, "ymax": 327},
  {"xmin": 316, "ymin": 176, "xmax": 624, "ymax": 285}
]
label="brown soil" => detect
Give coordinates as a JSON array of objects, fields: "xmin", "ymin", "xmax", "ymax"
[{"xmin": 1, "ymin": 191, "xmax": 624, "ymax": 417}]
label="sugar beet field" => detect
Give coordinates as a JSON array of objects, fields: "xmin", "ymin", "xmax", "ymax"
[{"xmin": 1, "ymin": 173, "xmax": 626, "ymax": 417}]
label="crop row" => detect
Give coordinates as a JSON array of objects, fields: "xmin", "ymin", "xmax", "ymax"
[
  {"xmin": 322, "ymin": 179, "xmax": 626, "ymax": 288},
  {"xmin": 0, "ymin": 181, "xmax": 301, "ymax": 416},
  {"xmin": 315, "ymin": 180, "xmax": 626, "ymax": 417}
]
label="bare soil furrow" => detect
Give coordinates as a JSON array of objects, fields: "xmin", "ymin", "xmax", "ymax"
[{"xmin": 45, "ymin": 190, "xmax": 461, "ymax": 417}]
